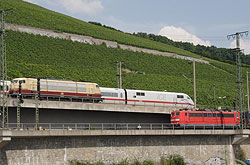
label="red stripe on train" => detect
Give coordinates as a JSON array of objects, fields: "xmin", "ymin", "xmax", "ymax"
[{"xmin": 103, "ymin": 98, "xmax": 194, "ymax": 106}]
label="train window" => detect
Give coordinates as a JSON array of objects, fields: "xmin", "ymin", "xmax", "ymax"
[
  {"xmin": 48, "ymin": 86, "xmax": 57, "ymax": 90},
  {"xmin": 176, "ymin": 112, "xmax": 180, "ymax": 116},
  {"xmin": 12, "ymin": 80, "xmax": 18, "ymax": 84},
  {"xmin": 185, "ymin": 113, "xmax": 187, "ymax": 116},
  {"xmin": 68, "ymin": 83, "xmax": 76, "ymax": 87},
  {"xmin": 78, "ymin": 88, "xmax": 86, "ymax": 92},
  {"xmin": 189, "ymin": 113, "xmax": 203, "ymax": 117},
  {"xmin": 48, "ymin": 82, "xmax": 57, "ymax": 86},
  {"xmin": 207, "ymin": 113, "xmax": 213, "ymax": 117},
  {"xmin": 101, "ymin": 92, "xmax": 118, "ymax": 97},
  {"xmin": 96, "ymin": 85, "xmax": 99, "ymax": 88},
  {"xmin": 171, "ymin": 113, "xmax": 174, "ymax": 117},
  {"xmin": 19, "ymin": 80, "xmax": 25, "ymax": 84},
  {"xmin": 41, "ymin": 81, "xmax": 46, "ymax": 85},
  {"xmin": 187, "ymin": 96, "xmax": 191, "ymax": 100},
  {"xmin": 213, "ymin": 114, "xmax": 217, "ymax": 117},
  {"xmin": 223, "ymin": 114, "xmax": 234, "ymax": 118},
  {"xmin": 217, "ymin": 113, "xmax": 222, "ymax": 117},
  {"xmin": 120, "ymin": 93, "xmax": 123, "ymax": 98},
  {"xmin": 58, "ymin": 82, "xmax": 66, "ymax": 86},
  {"xmin": 41, "ymin": 85, "xmax": 47, "ymax": 90},
  {"xmin": 177, "ymin": 95, "xmax": 184, "ymax": 98},
  {"xmin": 58, "ymin": 86, "xmax": 67, "ymax": 91},
  {"xmin": 68, "ymin": 87, "xmax": 76, "ymax": 92},
  {"xmin": 78, "ymin": 84, "xmax": 86, "ymax": 88},
  {"xmin": 136, "ymin": 92, "xmax": 145, "ymax": 96},
  {"xmin": 203, "ymin": 113, "xmax": 208, "ymax": 117}
]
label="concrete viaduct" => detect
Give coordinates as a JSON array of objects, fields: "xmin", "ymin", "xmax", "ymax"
[{"xmin": 0, "ymin": 98, "xmax": 250, "ymax": 164}]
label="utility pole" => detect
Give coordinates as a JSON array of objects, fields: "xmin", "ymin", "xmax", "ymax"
[
  {"xmin": 17, "ymin": 81, "xmax": 23, "ymax": 129},
  {"xmin": 116, "ymin": 61, "xmax": 124, "ymax": 88},
  {"xmin": 116, "ymin": 62, "xmax": 120, "ymax": 88},
  {"xmin": 35, "ymin": 78, "xmax": 40, "ymax": 127},
  {"xmin": 193, "ymin": 60, "xmax": 196, "ymax": 109},
  {"xmin": 227, "ymin": 31, "xmax": 248, "ymax": 129},
  {"xmin": 0, "ymin": 9, "xmax": 12, "ymax": 129},
  {"xmin": 213, "ymin": 84, "xmax": 216, "ymax": 102},
  {"xmin": 247, "ymin": 72, "xmax": 250, "ymax": 113},
  {"xmin": 119, "ymin": 61, "xmax": 122, "ymax": 89}
]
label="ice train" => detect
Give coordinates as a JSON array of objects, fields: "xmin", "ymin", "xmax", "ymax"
[{"xmin": 100, "ymin": 87, "xmax": 194, "ymax": 109}]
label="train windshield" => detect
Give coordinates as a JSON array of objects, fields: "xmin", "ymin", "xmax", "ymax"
[
  {"xmin": 12, "ymin": 80, "xmax": 18, "ymax": 84},
  {"xmin": 11, "ymin": 80, "xmax": 25, "ymax": 84}
]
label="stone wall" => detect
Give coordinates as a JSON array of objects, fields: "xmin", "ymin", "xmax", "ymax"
[{"xmin": 0, "ymin": 135, "xmax": 235, "ymax": 165}]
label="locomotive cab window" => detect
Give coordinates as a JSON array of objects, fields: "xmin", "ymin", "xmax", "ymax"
[
  {"xmin": 176, "ymin": 112, "xmax": 180, "ymax": 116},
  {"xmin": 12, "ymin": 80, "xmax": 18, "ymax": 84},
  {"xmin": 19, "ymin": 80, "xmax": 26, "ymax": 84},
  {"xmin": 177, "ymin": 95, "xmax": 184, "ymax": 98}
]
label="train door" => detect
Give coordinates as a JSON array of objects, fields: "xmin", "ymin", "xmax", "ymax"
[
  {"xmin": 118, "ymin": 90, "xmax": 124, "ymax": 104},
  {"xmin": 184, "ymin": 112, "xmax": 189, "ymax": 124},
  {"xmin": 176, "ymin": 95, "xmax": 185, "ymax": 108}
]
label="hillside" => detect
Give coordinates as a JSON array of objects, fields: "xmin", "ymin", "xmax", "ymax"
[
  {"xmin": 1, "ymin": 0, "xmax": 202, "ymax": 59},
  {"xmin": 1, "ymin": 0, "xmax": 250, "ymax": 108}
]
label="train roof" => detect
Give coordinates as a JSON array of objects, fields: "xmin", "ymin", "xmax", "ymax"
[
  {"xmin": 12, "ymin": 78, "xmax": 97, "ymax": 84},
  {"xmin": 100, "ymin": 87, "xmax": 188, "ymax": 95},
  {"xmin": 172, "ymin": 110, "xmax": 238, "ymax": 113}
]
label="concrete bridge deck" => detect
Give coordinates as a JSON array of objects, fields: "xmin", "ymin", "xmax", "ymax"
[
  {"xmin": 5, "ymin": 129, "xmax": 250, "ymax": 137},
  {"xmin": 6, "ymin": 98, "xmax": 174, "ymax": 114}
]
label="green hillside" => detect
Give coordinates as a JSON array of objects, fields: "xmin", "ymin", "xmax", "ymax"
[
  {"xmin": 6, "ymin": 30, "xmax": 250, "ymax": 108},
  {"xmin": 1, "ymin": 0, "xmax": 202, "ymax": 58},
  {"xmin": 1, "ymin": 0, "xmax": 250, "ymax": 108}
]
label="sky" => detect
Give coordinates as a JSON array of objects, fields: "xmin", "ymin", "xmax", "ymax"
[{"xmin": 24, "ymin": 0, "xmax": 250, "ymax": 54}]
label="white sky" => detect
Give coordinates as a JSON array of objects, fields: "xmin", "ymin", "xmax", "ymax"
[{"xmin": 24, "ymin": 0, "xmax": 250, "ymax": 54}]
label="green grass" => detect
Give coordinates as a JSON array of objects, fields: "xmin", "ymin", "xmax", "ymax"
[
  {"xmin": 1, "ymin": 0, "xmax": 201, "ymax": 59},
  {"xmin": 6, "ymin": 30, "xmax": 250, "ymax": 107}
]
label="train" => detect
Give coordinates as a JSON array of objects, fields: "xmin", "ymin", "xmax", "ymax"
[
  {"xmin": 2, "ymin": 77, "xmax": 194, "ymax": 109},
  {"xmin": 100, "ymin": 87, "xmax": 194, "ymax": 109},
  {"xmin": 171, "ymin": 110, "xmax": 240, "ymax": 128},
  {"xmin": 9, "ymin": 78, "xmax": 102, "ymax": 102}
]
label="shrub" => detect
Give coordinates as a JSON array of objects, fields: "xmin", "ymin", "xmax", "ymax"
[{"xmin": 163, "ymin": 154, "xmax": 186, "ymax": 165}]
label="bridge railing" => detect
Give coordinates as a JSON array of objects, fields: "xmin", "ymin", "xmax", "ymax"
[{"xmin": 6, "ymin": 123, "xmax": 239, "ymax": 131}]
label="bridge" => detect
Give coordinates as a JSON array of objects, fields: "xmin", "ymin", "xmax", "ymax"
[{"xmin": 1, "ymin": 98, "xmax": 250, "ymax": 164}]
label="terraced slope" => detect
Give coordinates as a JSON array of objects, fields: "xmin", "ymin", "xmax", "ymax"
[{"xmin": 1, "ymin": 0, "xmax": 200, "ymax": 58}]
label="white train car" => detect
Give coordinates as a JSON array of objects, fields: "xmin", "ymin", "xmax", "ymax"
[
  {"xmin": 100, "ymin": 87, "xmax": 194, "ymax": 109},
  {"xmin": 0, "ymin": 80, "xmax": 11, "ymax": 94}
]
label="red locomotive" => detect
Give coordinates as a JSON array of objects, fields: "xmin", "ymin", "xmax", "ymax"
[{"xmin": 171, "ymin": 110, "xmax": 240, "ymax": 128}]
